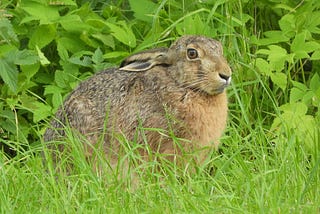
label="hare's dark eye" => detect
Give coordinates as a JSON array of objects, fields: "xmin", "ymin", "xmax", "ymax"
[{"xmin": 187, "ymin": 48, "xmax": 198, "ymax": 59}]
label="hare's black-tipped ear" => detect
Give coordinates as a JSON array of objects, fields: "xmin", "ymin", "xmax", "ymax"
[{"xmin": 119, "ymin": 48, "xmax": 170, "ymax": 72}]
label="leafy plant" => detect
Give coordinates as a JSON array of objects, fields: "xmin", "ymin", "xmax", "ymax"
[
  {"xmin": 0, "ymin": 0, "xmax": 319, "ymax": 212},
  {"xmin": 251, "ymin": 0, "xmax": 320, "ymax": 152}
]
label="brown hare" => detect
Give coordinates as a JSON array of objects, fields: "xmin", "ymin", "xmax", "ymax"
[{"xmin": 44, "ymin": 35, "xmax": 232, "ymax": 172}]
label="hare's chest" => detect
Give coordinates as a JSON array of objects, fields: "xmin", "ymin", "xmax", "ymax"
[{"xmin": 178, "ymin": 92, "xmax": 228, "ymax": 148}]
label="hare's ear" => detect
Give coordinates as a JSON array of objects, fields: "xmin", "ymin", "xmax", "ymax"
[{"xmin": 119, "ymin": 48, "xmax": 170, "ymax": 72}]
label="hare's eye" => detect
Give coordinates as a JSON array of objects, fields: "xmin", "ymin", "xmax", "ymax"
[{"xmin": 187, "ymin": 48, "xmax": 198, "ymax": 59}]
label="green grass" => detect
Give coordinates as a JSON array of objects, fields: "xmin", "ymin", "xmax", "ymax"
[
  {"xmin": 1, "ymin": 72, "xmax": 319, "ymax": 213},
  {"xmin": 1, "ymin": 0, "xmax": 320, "ymax": 213}
]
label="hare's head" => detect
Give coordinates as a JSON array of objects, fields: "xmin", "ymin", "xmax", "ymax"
[
  {"xmin": 167, "ymin": 35, "xmax": 232, "ymax": 95},
  {"xmin": 120, "ymin": 35, "xmax": 231, "ymax": 95}
]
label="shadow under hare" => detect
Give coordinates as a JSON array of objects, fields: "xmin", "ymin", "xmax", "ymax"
[{"xmin": 44, "ymin": 35, "xmax": 232, "ymax": 172}]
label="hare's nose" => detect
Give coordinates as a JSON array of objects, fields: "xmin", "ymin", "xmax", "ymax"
[{"xmin": 219, "ymin": 73, "xmax": 231, "ymax": 84}]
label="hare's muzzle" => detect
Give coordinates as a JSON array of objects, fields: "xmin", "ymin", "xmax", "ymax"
[{"xmin": 218, "ymin": 73, "xmax": 231, "ymax": 85}]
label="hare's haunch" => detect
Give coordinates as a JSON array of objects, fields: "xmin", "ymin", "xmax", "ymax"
[{"xmin": 44, "ymin": 35, "xmax": 232, "ymax": 166}]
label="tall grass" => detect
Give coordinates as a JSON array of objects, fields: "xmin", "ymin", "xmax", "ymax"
[
  {"xmin": 1, "ymin": 0, "xmax": 319, "ymax": 213},
  {"xmin": 1, "ymin": 67, "xmax": 318, "ymax": 213}
]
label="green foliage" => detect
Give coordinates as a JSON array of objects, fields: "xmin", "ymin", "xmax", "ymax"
[
  {"xmin": 251, "ymin": 0, "xmax": 320, "ymax": 152},
  {"xmin": 0, "ymin": 0, "xmax": 319, "ymax": 211}
]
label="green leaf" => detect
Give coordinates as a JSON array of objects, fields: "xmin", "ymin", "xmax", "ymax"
[
  {"xmin": 92, "ymin": 48, "xmax": 104, "ymax": 64},
  {"xmin": 267, "ymin": 45, "xmax": 293, "ymax": 72},
  {"xmin": 48, "ymin": 0, "xmax": 77, "ymax": 6},
  {"xmin": 273, "ymin": 102, "xmax": 317, "ymax": 151},
  {"xmin": 176, "ymin": 15, "xmax": 210, "ymax": 35},
  {"xmin": 33, "ymin": 101, "xmax": 52, "ymax": 122},
  {"xmin": 310, "ymin": 73, "xmax": 320, "ymax": 92},
  {"xmin": 0, "ymin": 19, "xmax": 18, "ymax": 44},
  {"xmin": 57, "ymin": 40, "xmax": 69, "ymax": 61},
  {"xmin": 311, "ymin": 50, "xmax": 320, "ymax": 60},
  {"xmin": 14, "ymin": 50, "xmax": 39, "ymax": 65},
  {"xmin": 36, "ymin": 46, "xmax": 50, "ymax": 65},
  {"xmin": 270, "ymin": 72, "xmax": 287, "ymax": 91},
  {"xmin": 20, "ymin": 63, "xmax": 40, "ymax": 81},
  {"xmin": 68, "ymin": 56, "xmax": 92, "ymax": 67},
  {"xmin": 290, "ymin": 88, "xmax": 306, "ymax": 103},
  {"xmin": 44, "ymin": 84, "xmax": 66, "ymax": 109},
  {"xmin": 279, "ymin": 102, "xmax": 308, "ymax": 115},
  {"xmin": 20, "ymin": 95, "xmax": 52, "ymax": 122},
  {"xmin": 103, "ymin": 51, "xmax": 129, "ymax": 59},
  {"xmin": 291, "ymin": 32, "xmax": 320, "ymax": 58},
  {"xmin": 255, "ymin": 30, "xmax": 289, "ymax": 46},
  {"xmin": 0, "ymin": 59, "xmax": 18, "ymax": 93},
  {"xmin": 55, "ymin": 70, "xmax": 70, "ymax": 88},
  {"xmin": 20, "ymin": 1, "xmax": 60, "ymax": 24},
  {"xmin": 255, "ymin": 58, "xmax": 271, "ymax": 76},
  {"xmin": 59, "ymin": 14, "xmax": 91, "ymax": 33},
  {"xmin": 279, "ymin": 14, "xmax": 296, "ymax": 37},
  {"xmin": 44, "ymin": 85, "xmax": 65, "ymax": 96},
  {"xmin": 56, "ymin": 37, "xmax": 87, "ymax": 54},
  {"xmin": 105, "ymin": 21, "xmax": 136, "ymax": 48},
  {"xmin": 91, "ymin": 34, "xmax": 115, "ymax": 49},
  {"xmin": 29, "ymin": 24, "xmax": 56, "ymax": 49},
  {"xmin": 128, "ymin": 0, "xmax": 158, "ymax": 23},
  {"xmin": 292, "ymin": 80, "xmax": 308, "ymax": 91}
]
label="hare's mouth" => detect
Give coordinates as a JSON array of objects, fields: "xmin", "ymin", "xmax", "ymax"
[{"xmin": 202, "ymin": 82, "xmax": 230, "ymax": 95}]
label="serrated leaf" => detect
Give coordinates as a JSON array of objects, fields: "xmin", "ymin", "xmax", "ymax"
[
  {"xmin": 14, "ymin": 50, "xmax": 39, "ymax": 65},
  {"xmin": 68, "ymin": 56, "xmax": 92, "ymax": 67},
  {"xmin": 59, "ymin": 14, "xmax": 90, "ymax": 32},
  {"xmin": 57, "ymin": 37, "xmax": 86, "ymax": 54},
  {"xmin": 255, "ymin": 30, "xmax": 289, "ymax": 46},
  {"xmin": 54, "ymin": 70, "xmax": 69, "ymax": 88},
  {"xmin": 0, "ymin": 19, "xmax": 18, "ymax": 44},
  {"xmin": 20, "ymin": 2, "xmax": 60, "ymax": 24},
  {"xmin": 20, "ymin": 63, "xmax": 40, "ymax": 80},
  {"xmin": 128, "ymin": 0, "xmax": 157, "ymax": 23},
  {"xmin": 44, "ymin": 85, "xmax": 65, "ymax": 95},
  {"xmin": 267, "ymin": 45, "xmax": 292, "ymax": 72},
  {"xmin": 57, "ymin": 40, "xmax": 69, "ymax": 61},
  {"xmin": 91, "ymin": 34, "xmax": 115, "ymax": 49},
  {"xmin": 92, "ymin": 48, "xmax": 103, "ymax": 64},
  {"xmin": 279, "ymin": 102, "xmax": 308, "ymax": 115},
  {"xmin": 44, "ymin": 85, "xmax": 65, "ymax": 109},
  {"xmin": 29, "ymin": 24, "xmax": 56, "ymax": 49},
  {"xmin": 291, "ymin": 32, "xmax": 320, "ymax": 56},
  {"xmin": 177, "ymin": 15, "xmax": 209, "ymax": 35},
  {"xmin": 0, "ymin": 60, "xmax": 18, "ymax": 93},
  {"xmin": 33, "ymin": 102, "xmax": 52, "ymax": 122},
  {"xmin": 274, "ymin": 101, "xmax": 317, "ymax": 151},
  {"xmin": 105, "ymin": 21, "xmax": 136, "ymax": 48}
]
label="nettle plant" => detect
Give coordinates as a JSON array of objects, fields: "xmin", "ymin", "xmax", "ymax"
[
  {"xmin": 253, "ymin": 0, "xmax": 320, "ymax": 151},
  {"xmin": 0, "ymin": 1, "xmax": 138, "ymax": 150}
]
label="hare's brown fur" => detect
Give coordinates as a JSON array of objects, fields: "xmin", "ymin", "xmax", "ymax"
[{"xmin": 44, "ymin": 35, "xmax": 232, "ymax": 167}]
